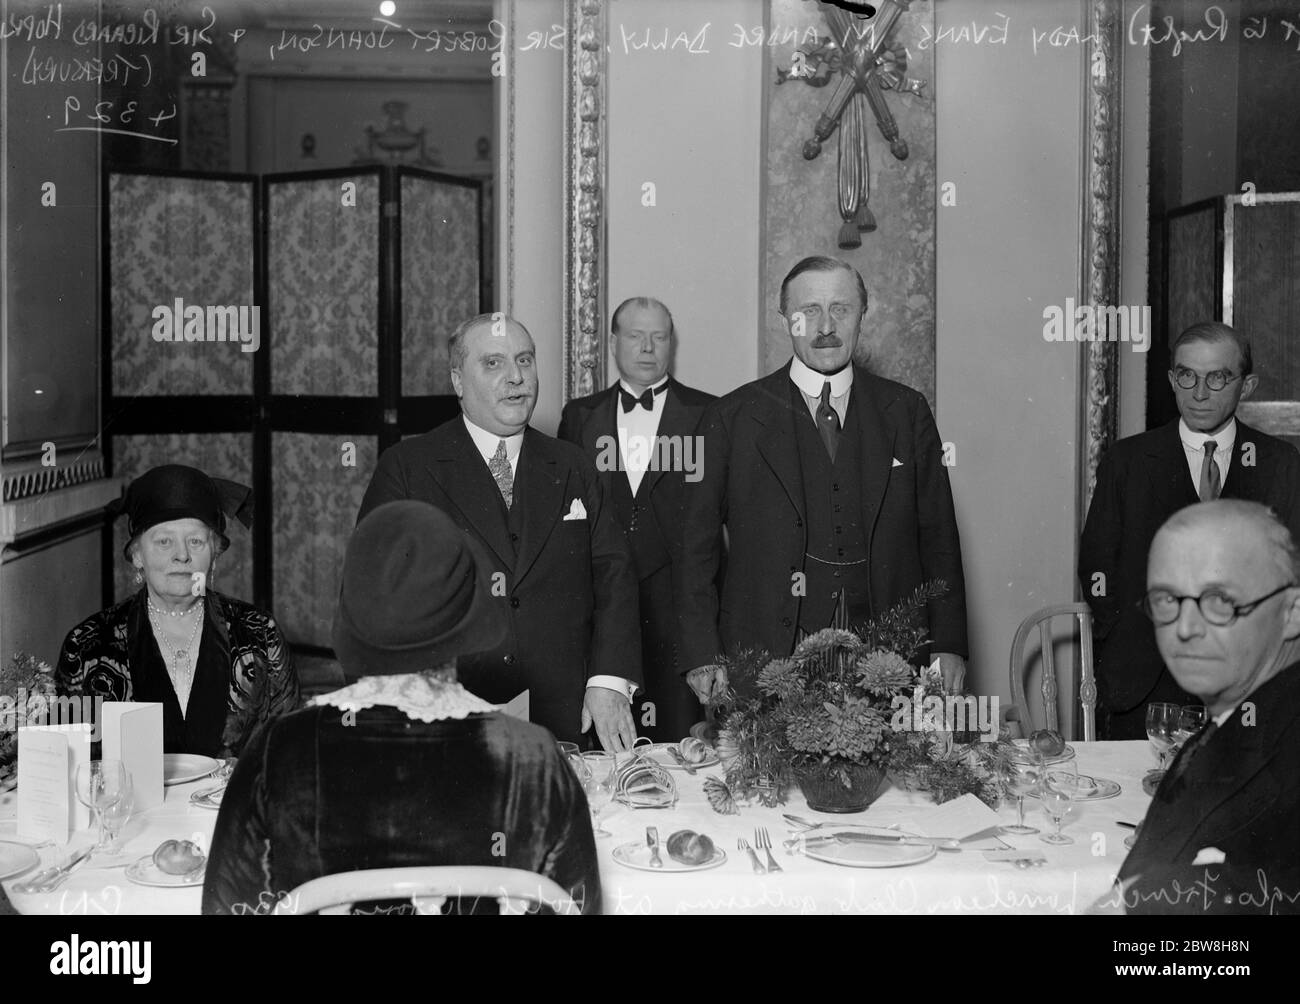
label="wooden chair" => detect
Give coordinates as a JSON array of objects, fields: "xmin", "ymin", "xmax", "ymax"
[
  {"xmin": 1007, "ymin": 603, "xmax": 1097, "ymax": 741},
  {"xmin": 281, "ymin": 867, "xmax": 581, "ymax": 916}
]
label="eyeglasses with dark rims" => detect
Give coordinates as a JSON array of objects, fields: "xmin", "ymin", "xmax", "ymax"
[
  {"xmin": 1140, "ymin": 583, "xmax": 1298, "ymax": 627},
  {"xmin": 1170, "ymin": 367, "xmax": 1241, "ymax": 392}
]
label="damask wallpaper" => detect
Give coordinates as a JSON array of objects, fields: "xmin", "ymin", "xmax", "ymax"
[
  {"xmin": 762, "ymin": 0, "xmax": 937, "ymax": 406},
  {"xmin": 401, "ymin": 175, "xmax": 481, "ymax": 396},
  {"xmin": 109, "ymin": 174, "xmax": 255, "ymax": 397},
  {"xmin": 267, "ymin": 175, "xmax": 380, "ymax": 397},
  {"xmin": 270, "ymin": 432, "xmax": 378, "ymax": 647},
  {"xmin": 110, "ymin": 433, "xmax": 255, "ymax": 605}
]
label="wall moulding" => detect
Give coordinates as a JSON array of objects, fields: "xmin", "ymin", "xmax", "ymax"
[
  {"xmin": 562, "ymin": 0, "xmax": 608, "ymax": 403},
  {"xmin": 1078, "ymin": 0, "xmax": 1124, "ymax": 525}
]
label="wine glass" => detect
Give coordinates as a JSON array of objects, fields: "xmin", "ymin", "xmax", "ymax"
[
  {"xmin": 998, "ymin": 751, "xmax": 1041, "ymax": 835},
  {"xmin": 100, "ymin": 774, "xmax": 134, "ymax": 855},
  {"xmin": 580, "ymin": 751, "xmax": 617, "ymax": 838},
  {"xmin": 1145, "ymin": 702, "xmax": 1180, "ymax": 773},
  {"xmin": 1039, "ymin": 764, "xmax": 1081, "ymax": 845},
  {"xmin": 75, "ymin": 759, "xmax": 129, "ymax": 851},
  {"xmin": 1172, "ymin": 705, "xmax": 1208, "ymax": 750}
]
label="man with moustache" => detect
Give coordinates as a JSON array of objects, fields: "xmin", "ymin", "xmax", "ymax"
[
  {"xmin": 1115, "ymin": 500, "xmax": 1300, "ymax": 914},
  {"xmin": 1080, "ymin": 322, "xmax": 1300, "ymax": 739},
  {"xmin": 677, "ymin": 256, "xmax": 968, "ymax": 701},
  {"xmin": 358, "ymin": 314, "xmax": 641, "ymax": 751},
  {"xmin": 558, "ymin": 298, "xmax": 716, "ymax": 742}
]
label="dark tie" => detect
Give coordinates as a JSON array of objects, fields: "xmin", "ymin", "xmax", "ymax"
[
  {"xmin": 1199, "ymin": 441, "xmax": 1221, "ymax": 502},
  {"xmin": 815, "ymin": 381, "xmax": 841, "ymax": 462},
  {"xmin": 619, "ymin": 383, "xmax": 666, "ymax": 413},
  {"xmin": 488, "ymin": 439, "xmax": 513, "ymax": 508},
  {"xmin": 1164, "ymin": 719, "xmax": 1218, "ymax": 790}
]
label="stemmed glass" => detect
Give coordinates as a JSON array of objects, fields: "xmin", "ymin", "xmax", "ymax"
[
  {"xmin": 1172, "ymin": 705, "xmax": 1208, "ymax": 752},
  {"xmin": 998, "ymin": 751, "xmax": 1041, "ymax": 836},
  {"xmin": 100, "ymin": 774, "xmax": 135, "ymax": 855},
  {"xmin": 74, "ymin": 759, "xmax": 129, "ymax": 852},
  {"xmin": 1145, "ymin": 702, "xmax": 1180, "ymax": 776},
  {"xmin": 1039, "ymin": 762, "xmax": 1081, "ymax": 845},
  {"xmin": 580, "ymin": 751, "xmax": 617, "ymax": 838}
]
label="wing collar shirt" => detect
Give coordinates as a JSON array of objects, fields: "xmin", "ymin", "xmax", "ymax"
[
  {"xmin": 789, "ymin": 355, "xmax": 853, "ymax": 427},
  {"xmin": 616, "ymin": 375, "xmax": 669, "ymax": 496},
  {"xmin": 461, "ymin": 414, "xmax": 636, "ymax": 704}
]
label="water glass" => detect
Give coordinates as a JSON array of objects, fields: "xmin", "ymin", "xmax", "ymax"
[
  {"xmin": 580, "ymin": 751, "xmax": 617, "ymax": 838},
  {"xmin": 1145, "ymin": 702, "xmax": 1179, "ymax": 770},
  {"xmin": 74, "ymin": 759, "xmax": 129, "ymax": 851},
  {"xmin": 100, "ymin": 774, "xmax": 135, "ymax": 853},
  {"xmin": 1039, "ymin": 766, "xmax": 1081, "ymax": 845}
]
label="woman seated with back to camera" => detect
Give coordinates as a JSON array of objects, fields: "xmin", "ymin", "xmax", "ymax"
[
  {"xmin": 202, "ymin": 500, "xmax": 601, "ymax": 915},
  {"xmin": 55, "ymin": 464, "xmax": 299, "ymax": 758}
]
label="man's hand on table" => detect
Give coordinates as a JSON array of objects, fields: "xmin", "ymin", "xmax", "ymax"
[{"xmin": 582, "ymin": 686, "xmax": 637, "ymax": 753}]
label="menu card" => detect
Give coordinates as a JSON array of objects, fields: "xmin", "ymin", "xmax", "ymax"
[
  {"xmin": 16, "ymin": 723, "xmax": 92, "ymax": 843},
  {"xmin": 100, "ymin": 702, "xmax": 164, "ymax": 811},
  {"xmin": 908, "ymin": 793, "xmax": 1004, "ymax": 841},
  {"xmin": 499, "ymin": 690, "xmax": 529, "ymax": 722}
]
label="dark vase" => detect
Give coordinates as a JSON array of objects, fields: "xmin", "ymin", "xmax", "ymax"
[{"xmin": 796, "ymin": 759, "xmax": 888, "ymax": 813}]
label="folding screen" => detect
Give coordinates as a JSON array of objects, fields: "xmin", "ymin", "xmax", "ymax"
[{"xmin": 105, "ymin": 166, "xmax": 482, "ymax": 658}]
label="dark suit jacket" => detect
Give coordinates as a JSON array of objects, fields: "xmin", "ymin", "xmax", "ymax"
[
  {"xmin": 357, "ymin": 419, "xmax": 642, "ymax": 742},
  {"xmin": 1116, "ymin": 663, "xmax": 1300, "ymax": 915},
  {"xmin": 1079, "ymin": 419, "xmax": 1300, "ymax": 712},
  {"xmin": 202, "ymin": 706, "xmax": 602, "ymax": 914},
  {"xmin": 677, "ymin": 362, "xmax": 968, "ymax": 670},
  {"xmin": 557, "ymin": 377, "xmax": 715, "ymax": 582}
]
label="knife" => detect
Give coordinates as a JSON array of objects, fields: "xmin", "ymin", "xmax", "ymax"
[
  {"xmin": 646, "ymin": 826, "xmax": 663, "ymax": 868},
  {"xmin": 785, "ymin": 832, "xmax": 961, "ymax": 850},
  {"xmin": 666, "ymin": 746, "xmax": 697, "ymax": 775}
]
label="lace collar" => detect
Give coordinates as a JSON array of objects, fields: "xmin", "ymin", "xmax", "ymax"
[{"xmin": 311, "ymin": 672, "xmax": 498, "ymax": 724}]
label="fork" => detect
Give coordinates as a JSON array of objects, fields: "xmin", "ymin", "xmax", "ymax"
[
  {"xmin": 737, "ymin": 837, "xmax": 766, "ymax": 874},
  {"xmin": 754, "ymin": 827, "xmax": 782, "ymax": 873}
]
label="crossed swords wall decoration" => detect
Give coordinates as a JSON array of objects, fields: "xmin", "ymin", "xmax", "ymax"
[{"xmin": 776, "ymin": 0, "xmax": 926, "ymax": 248}]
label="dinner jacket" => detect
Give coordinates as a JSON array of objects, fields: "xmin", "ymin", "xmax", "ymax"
[
  {"xmin": 676, "ymin": 362, "xmax": 968, "ymax": 670},
  {"xmin": 1116, "ymin": 663, "xmax": 1300, "ymax": 915},
  {"xmin": 1079, "ymin": 419, "xmax": 1300, "ymax": 715},
  {"xmin": 357, "ymin": 418, "xmax": 642, "ymax": 743}
]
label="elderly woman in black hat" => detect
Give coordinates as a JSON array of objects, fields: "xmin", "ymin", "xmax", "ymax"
[
  {"xmin": 201, "ymin": 500, "xmax": 601, "ymax": 915},
  {"xmin": 54, "ymin": 465, "xmax": 299, "ymax": 757}
]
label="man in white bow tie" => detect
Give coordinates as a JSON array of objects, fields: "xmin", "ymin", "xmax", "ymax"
[
  {"xmin": 358, "ymin": 314, "xmax": 642, "ymax": 751},
  {"xmin": 677, "ymin": 256, "xmax": 968, "ymax": 702}
]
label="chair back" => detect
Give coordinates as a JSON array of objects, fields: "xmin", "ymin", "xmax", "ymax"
[
  {"xmin": 1007, "ymin": 603, "xmax": 1096, "ymax": 741},
  {"xmin": 281, "ymin": 866, "xmax": 580, "ymax": 916}
]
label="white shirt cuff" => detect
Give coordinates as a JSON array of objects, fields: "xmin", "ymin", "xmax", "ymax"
[{"xmin": 586, "ymin": 675, "xmax": 637, "ymax": 702}]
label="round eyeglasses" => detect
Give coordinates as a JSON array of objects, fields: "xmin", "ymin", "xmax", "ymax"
[
  {"xmin": 1171, "ymin": 367, "xmax": 1241, "ymax": 392},
  {"xmin": 1141, "ymin": 582, "xmax": 1297, "ymax": 626}
]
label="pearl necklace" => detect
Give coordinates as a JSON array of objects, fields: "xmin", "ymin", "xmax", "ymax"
[
  {"xmin": 148, "ymin": 598, "xmax": 204, "ymax": 680},
  {"xmin": 148, "ymin": 597, "xmax": 202, "ymax": 619}
]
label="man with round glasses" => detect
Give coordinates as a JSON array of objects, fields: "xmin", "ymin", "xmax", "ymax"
[
  {"xmin": 1080, "ymin": 321, "xmax": 1300, "ymax": 739},
  {"xmin": 1115, "ymin": 500, "xmax": 1300, "ymax": 913}
]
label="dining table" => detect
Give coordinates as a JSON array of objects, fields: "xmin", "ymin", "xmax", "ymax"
[{"xmin": 0, "ymin": 740, "xmax": 1153, "ymax": 915}]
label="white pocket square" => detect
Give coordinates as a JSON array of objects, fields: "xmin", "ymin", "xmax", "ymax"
[
  {"xmin": 891, "ymin": 457, "xmax": 904, "ymax": 468},
  {"xmin": 1192, "ymin": 847, "xmax": 1226, "ymax": 866},
  {"xmin": 563, "ymin": 498, "xmax": 587, "ymax": 521}
]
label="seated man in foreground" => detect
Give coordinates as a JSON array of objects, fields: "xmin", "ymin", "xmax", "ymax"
[
  {"xmin": 202, "ymin": 501, "xmax": 600, "ymax": 914},
  {"xmin": 1115, "ymin": 499, "xmax": 1300, "ymax": 914}
]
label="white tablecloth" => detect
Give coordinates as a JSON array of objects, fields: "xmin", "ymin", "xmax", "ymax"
[{"xmin": 0, "ymin": 741, "xmax": 1154, "ymax": 915}]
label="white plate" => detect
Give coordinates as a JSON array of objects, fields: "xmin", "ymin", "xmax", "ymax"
[
  {"xmin": 638, "ymin": 742, "xmax": 720, "ymax": 771},
  {"xmin": 0, "ymin": 840, "xmax": 40, "ymax": 881},
  {"xmin": 125, "ymin": 855, "xmax": 205, "ymax": 887},
  {"xmin": 800, "ymin": 826, "xmax": 937, "ymax": 868},
  {"xmin": 189, "ymin": 784, "xmax": 225, "ymax": 809},
  {"xmin": 1026, "ymin": 774, "xmax": 1121, "ymax": 801},
  {"xmin": 611, "ymin": 841, "xmax": 727, "ymax": 873},
  {"xmin": 163, "ymin": 754, "xmax": 219, "ymax": 786}
]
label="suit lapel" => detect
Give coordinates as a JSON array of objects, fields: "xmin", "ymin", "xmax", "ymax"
[
  {"xmin": 849, "ymin": 368, "xmax": 895, "ymax": 543},
  {"xmin": 1145, "ymin": 420, "xmax": 1199, "ymax": 511},
  {"xmin": 639, "ymin": 379, "xmax": 702, "ymax": 499},
  {"xmin": 753, "ymin": 365, "xmax": 806, "ymax": 521},
  {"xmin": 582, "ymin": 386, "xmax": 620, "ymax": 472},
  {"xmin": 430, "ymin": 421, "xmax": 516, "ymax": 570},
  {"xmin": 513, "ymin": 429, "xmax": 567, "ymax": 585}
]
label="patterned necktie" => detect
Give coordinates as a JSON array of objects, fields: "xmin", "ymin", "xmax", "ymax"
[
  {"xmin": 1199, "ymin": 440, "xmax": 1221, "ymax": 502},
  {"xmin": 815, "ymin": 381, "xmax": 841, "ymax": 462},
  {"xmin": 489, "ymin": 439, "xmax": 513, "ymax": 508}
]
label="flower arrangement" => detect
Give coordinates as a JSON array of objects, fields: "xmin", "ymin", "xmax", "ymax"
[
  {"xmin": 0, "ymin": 652, "xmax": 57, "ymax": 789},
  {"xmin": 704, "ymin": 584, "xmax": 1014, "ymax": 814}
]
